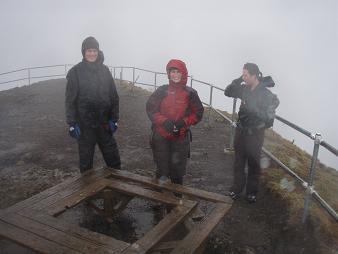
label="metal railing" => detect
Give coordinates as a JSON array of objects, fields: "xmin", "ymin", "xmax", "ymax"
[{"xmin": 0, "ymin": 64, "xmax": 337, "ymax": 223}]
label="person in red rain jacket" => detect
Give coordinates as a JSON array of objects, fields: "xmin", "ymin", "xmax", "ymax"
[{"xmin": 146, "ymin": 59, "xmax": 204, "ymax": 187}]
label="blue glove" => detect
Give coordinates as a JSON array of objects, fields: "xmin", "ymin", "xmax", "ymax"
[
  {"xmin": 69, "ymin": 124, "xmax": 81, "ymax": 139},
  {"xmin": 108, "ymin": 120, "xmax": 118, "ymax": 134}
]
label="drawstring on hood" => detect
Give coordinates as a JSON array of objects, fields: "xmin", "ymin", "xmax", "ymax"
[{"xmin": 166, "ymin": 59, "xmax": 188, "ymax": 87}]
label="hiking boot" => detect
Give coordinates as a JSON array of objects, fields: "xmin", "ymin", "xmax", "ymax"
[
  {"xmin": 228, "ymin": 191, "xmax": 239, "ymax": 200},
  {"xmin": 246, "ymin": 193, "xmax": 257, "ymax": 203}
]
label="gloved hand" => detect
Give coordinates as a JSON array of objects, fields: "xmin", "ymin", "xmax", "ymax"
[
  {"xmin": 173, "ymin": 119, "xmax": 186, "ymax": 135},
  {"xmin": 69, "ymin": 124, "xmax": 81, "ymax": 139},
  {"xmin": 108, "ymin": 120, "xmax": 118, "ymax": 134},
  {"xmin": 232, "ymin": 76, "xmax": 243, "ymax": 86},
  {"xmin": 173, "ymin": 119, "xmax": 185, "ymax": 136},
  {"xmin": 163, "ymin": 119, "xmax": 175, "ymax": 133}
]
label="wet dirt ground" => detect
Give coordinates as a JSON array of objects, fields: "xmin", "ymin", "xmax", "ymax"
[{"xmin": 0, "ymin": 79, "xmax": 329, "ymax": 253}]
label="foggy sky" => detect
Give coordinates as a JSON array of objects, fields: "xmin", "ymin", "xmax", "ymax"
[{"xmin": 0, "ymin": 0, "xmax": 337, "ymax": 168}]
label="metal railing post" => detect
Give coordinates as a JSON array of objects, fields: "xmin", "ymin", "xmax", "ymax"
[
  {"xmin": 28, "ymin": 68, "xmax": 31, "ymax": 86},
  {"xmin": 132, "ymin": 67, "xmax": 135, "ymax": 85},
  {"xmin": 302, "ymin": 133, "xmax": 322, "ymax": 223},
  {"xmin": 154, "ymin": 73, "xmax": 157, "ymax": 90},
  {"xmin": 113, "ymin": 67, "xmax": 116, "ymax": 79},
  {"xmin": 64, "ymin": 64, "xmax": 67, "ymax": 75},
  {"xmin": 209, "ymin": 86, "xmax": 213, "ymax": 106},
  {"xmin": 190, "ymin": 76, "xmax": 193, "ymax": 88},
  {"xmin": 228, "ymin": 98, "xmax": 237, "ymax": 150},
  {"xmin": 120, "ymin": 67, "xmax": 123, "ymax": 82}
]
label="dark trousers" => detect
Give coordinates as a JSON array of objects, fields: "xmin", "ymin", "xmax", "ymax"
[
  {"xmin": 230, "ymin": 128, "xmax": 265, "ymax": 195},
  {"xmin": 151, "ymin": 132, "xmax": 189, "ymax": 184},
  {"xmin": 78, "ymin": 126, "xmax": 121, "ymax": 173}
]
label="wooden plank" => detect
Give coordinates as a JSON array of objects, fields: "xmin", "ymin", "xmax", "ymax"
[
  {"xmin": 108, "ymin": 169, "xmax": 232, "ymax": 204},
  {"xmin": 123, "ymin": 202, "xmax": 197, "ymax": 254},
  {"xmin": 108, "ymin": 195, "xmax": 134, "ymax": 217},
  {"xmin": 45, "ymin": 179, "xmax": 108, "ymax": 216},
  {"xmin": 103, "ymin": 189, "xmax": 115, "ymax": 214},
  {"xmin": 0, "ymin": 213, "xmax": 119, "ymax": 254},
  {"xmin": 151, "ymin": 241, "xmax": 178, "ymax": 252},
  {"xmin": 103, "ymin": 179, "xmax": 196, "ymax": 208},
  {"xmin": 23, "ymin": 170, "xmax": 112, "ymax": 213},
  {"xmin": 4, "ymin": 167, "xmax": 112, "ymax": 214},
  {"xmin": 0, "ymin": 219, "xmax": 82, "ymax": 254},
  {"xmin": 17, "ymin": 209, "xmax": 130, "ymax": 253},
  {"xmin": 78, "ymin": 195, "xmax": 133, "ymax": 223},
  {"xmin": 170, "ymin": 203, "xmax": 231, "ymax": 254}
]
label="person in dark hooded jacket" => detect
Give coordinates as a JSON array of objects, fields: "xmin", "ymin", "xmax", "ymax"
[
  {"xmin": 65, "ymin": 36, "xmax": 121, "ymax": 173},
  {"xmin": 146, "ymin": 59, "xmax": 204, "ymax": 186},
  {"xmin": 224, "ymin": 63, "xmax": 279, "ymax": 203}
]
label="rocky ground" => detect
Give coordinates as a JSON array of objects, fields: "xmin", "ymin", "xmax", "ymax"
[{"xmin": 0, "ymin": 79, "xmax": 335, "ymax": 253}]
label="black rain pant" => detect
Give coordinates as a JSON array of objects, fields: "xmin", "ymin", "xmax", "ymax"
[
  {"xmin": 151, "ymin": 131, "xmax": 189, "ymax": 185},
  {"xmin": 77, "ymin": 126, "xmax": 121, "ymax": 173},
  {"xmin": 230, "ymin": 128, "xmax": 265, "ymax": 195}
]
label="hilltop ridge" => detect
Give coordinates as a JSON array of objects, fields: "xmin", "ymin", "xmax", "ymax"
[{"xmin": 0, "ymin": 79, "xmax": 336, "ymax": 253}]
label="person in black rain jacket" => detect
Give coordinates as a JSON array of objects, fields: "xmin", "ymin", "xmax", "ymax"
[
  {"xmin": 224, "ymin": 63, "xmax": 279, "ymax": 203},
  {"xmin": 65, "ymin": 36, "xmax": 121, "ymax": 172}
]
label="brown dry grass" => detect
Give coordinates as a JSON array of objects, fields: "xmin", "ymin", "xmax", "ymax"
[
  {"xmin": 263, "ymin": 124, "xmax": 338, "ymax": 243},
  {"xmin": 212, "ymin": 107, "xmax": 338, "ymax": 243}
]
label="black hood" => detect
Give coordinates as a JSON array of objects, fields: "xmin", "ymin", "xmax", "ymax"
[
  {"xmin": 81, "ymin": 36, "xmax": 99, "ymax": 56},
  {"xmin": 97, "ymin": 50, "xmax": 104, "ymax": 64},
  {"xmin": 261, "ymin": 76, "xmax": 275, "ymax": 88}
]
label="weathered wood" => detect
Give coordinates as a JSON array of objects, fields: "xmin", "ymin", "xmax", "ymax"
[
  {"xmin": 103, "ymin": 189, "xmax": 115, "ymax": 214},
  {"xmin": 0, "ymin": 213, "xmax": 119, "ymax": 254},
  {"xmin": 1, "ymin": 168, "xmax": 232, "ymax": 254},
  {"xmin": 110, "ymin": 195, "xmax": 133, "ymax": 215},
  {"xmin": 170, "ymin": 203, "xmax": 231, "ymax": 254},
  {"xmin": 108, "ymin": 169, "xmax": 233, "ymax": 204},
  {"xmin": 45, "ymin": 179, "xmax": 108, "ymax": 216},
  {"xmin": 103, "ymin": 179, "xmax": 195, "ymax": 208},
  {"xmin": 122, "ymin": 203, "xmax": 197, "ymax": 254},
  {"xmin": 4, "ymin": 168, "xmax": 112, "ymax": 215},
  {"xmin": 17, "ymin": 209, "xmax": 130, "ymax": 253},
  {"xmin": 25, "ymin": 173, "xmax": 111, "ymax": 213},
  {"xmin": 151, "ymin": 241, "xmax": 178, "ymax": 252},
  {"xmin": 0, "ymin": 219, "xmax": 82, "ymax": 254},
  {"xmin": 87, "ymin": 195, "xmax": 133, "ymax": 223}
]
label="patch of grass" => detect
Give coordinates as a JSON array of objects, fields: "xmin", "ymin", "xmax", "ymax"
[
  {"xmin": 261, "ymin": 132, "xmax": 338, "ymax": 248},
  {"xmin": 215, "ymin": 107, "xmax": 338, "ymax": 248}
]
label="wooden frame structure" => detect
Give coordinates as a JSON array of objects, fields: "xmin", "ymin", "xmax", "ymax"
[{"xmin": 0, "ymin": 168, "xmax": 232, "ymax": 254}]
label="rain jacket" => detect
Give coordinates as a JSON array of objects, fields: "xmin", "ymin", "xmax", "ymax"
[
  {"xmin": 65, "ymin": 51, "xmax": 119, "ymax": 128},
  {"xmin": 146, "ymin": 59, "xmax": 204, "ymax": 140},
  {"xmin": 224, "ymin": 76, "xmax": 279, "ymax": 129}
]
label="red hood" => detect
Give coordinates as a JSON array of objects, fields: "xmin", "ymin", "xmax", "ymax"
[{"xmin": 166, "ymin": 59, "xmax": 188, "ymax": 86}]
